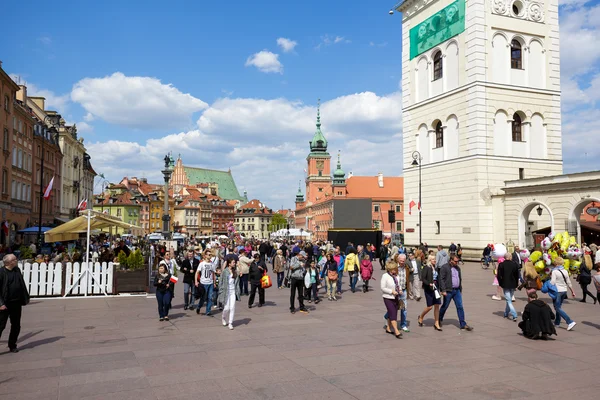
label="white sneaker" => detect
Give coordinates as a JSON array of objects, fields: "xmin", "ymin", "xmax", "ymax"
[
  {"xmin": 491, "ymin": 295, "xmax": 502, "ymax": 301},
  {"xmin": 511, "ymin": 296, "xmax": 516, "ymax": 301},
  {"xmin": 222, "ymin": 319, "xmax": 227, "ymax": 326},
  {"xmin": 228, "ymin": 324, "xmax": 234, "ymax": 330},
  {"xmin": 567, "ymin": 321, "xmax": 577, "ymax": 331}
]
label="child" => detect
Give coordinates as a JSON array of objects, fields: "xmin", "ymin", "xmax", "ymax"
[
  {"xmin": 306, "ymin": 260, "xmax": 320, "ymax": 304},
  {"xmin": 360, "ymin": 254, "xmax": 374, "ymax": 293}
]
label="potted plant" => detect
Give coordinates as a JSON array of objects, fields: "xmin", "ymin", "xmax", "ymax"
[{"xmin": 114, "ymin": 249, "xmax": 148, "ymax": 293}]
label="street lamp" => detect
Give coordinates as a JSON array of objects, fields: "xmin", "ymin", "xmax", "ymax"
[
  {"xmin": 536, "ymin": 205, "xmax": 543, "ymax": 217},
  {"xmin": 161, "ymin": 154, "xmax": 174, "ymax": 239},
  {"xmin": 411, "ymin": 151, "xmax": 423, "ymax": 246}
]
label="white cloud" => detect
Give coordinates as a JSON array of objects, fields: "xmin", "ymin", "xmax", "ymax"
[
  {"xmin": 75, "ymin": 121, "xmax": 94, "ymax": 133},
  {"xmin": 276, "ymin": 37, "xmax": 297, "ymax": 53},
  {"xmin": 8, "ymin": 74, "xmax": 70, "ymax": 112},
  {"xmin": 316, "ymin": 35, "xmax": 351, "ymax": 50},
  {"xmin": 369, "ymin": 41, "xmax": 388, "ymax": 47},
  {"xmin": 245, "ymin": 50, "xmax": 283, "ymax": 74},
  {"xmin": 37, "ymin": 36, "xmax": 52, "ymax": 45},
  {"xmin": 88, "ymin": 91, "xmax": 402, "ymax": 207},
  {"xmin": 83, "ymin": 112, "xmax": 95, "ymax": 122},
  {"xmin": 70, "ymin": 72, "xmax": 208, "ymax": 130}
]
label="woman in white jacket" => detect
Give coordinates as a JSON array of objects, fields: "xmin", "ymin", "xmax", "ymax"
[
  {"xmin": 550, "ymin": 257, "xmax": 577, "ymax": 331},
  {"xmin": 381, "ymin": 261, "xmax": 403, "ymax": 339}
]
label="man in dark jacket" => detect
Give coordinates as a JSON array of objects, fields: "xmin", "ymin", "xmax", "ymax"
[
  {"xmin": 181, "ymin": 250, "xmax": 200, "ymax": 310},
  {"xmin": 438, "ymin": 255, "xmax": 473, "ymax": 331},
  {"xmin": 497, "ymin": 252, "xmax": 520, "ymax": 321},
  {"xmin": 248, "ymin": 253, "xmax": 267, "ymax": 308},
  {"xmin": 519, "ymin": 292, "xmax": 557, "ymax": 339},
  {"xmin": 259, "ymin": 241, "xmax": 269, "ymax": 263},
  {"xmin": 0, "ymin": 254, "xmax": 30, "ymax": 353}
]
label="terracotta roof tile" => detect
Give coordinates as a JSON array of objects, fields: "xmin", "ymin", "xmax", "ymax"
[{"xmin": 345, "ymin": 176, "xmax": 404, "ymax": 200}]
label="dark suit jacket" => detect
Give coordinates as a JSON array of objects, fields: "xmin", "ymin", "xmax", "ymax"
[
  {"xmin": 438, "ymin": 263, "xmax": 462, "ymax": 292},
  {"xmin": 181, "ymin": 258, "xmax": 199, "ymax": 285},
  {"xmin": 497, "ymin": 260, "xmax": 519, "ymax": 290}
]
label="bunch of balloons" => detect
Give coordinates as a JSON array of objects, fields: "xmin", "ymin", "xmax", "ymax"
[{"xmin": 524, "ymin": 231, "xmax": 582, "ymax": 280}]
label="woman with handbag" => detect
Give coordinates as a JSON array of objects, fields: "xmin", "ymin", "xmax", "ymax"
[
  {"xmin": 381, "ymin": 261, "xmax": 403, "ymax": 339},
  {"xmin": 325, "ymin": 253, "xmax": 338, "ymax": 301},
  {"xmin": 578, "ymin": 254, "xmax": 597, "ymax": 304},
  {"xmin": 153, "ymin": 265, "xmax": 172, "ymax": 322},
  {"xmin": 219, "ymin": 258, "xmax": 241, "ymax": 330},
  {"xmin": 417, "ymin": 255, "xmax": 442, "ymax": 331},
  {"xmin": 521, "ymin": 261, "xmax": 541, "ymax": 296}
]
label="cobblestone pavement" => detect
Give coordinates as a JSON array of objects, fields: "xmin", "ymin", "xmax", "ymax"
[{"xmin": 3, "ymin": 261, "xmax": 600, "ymax": 400}]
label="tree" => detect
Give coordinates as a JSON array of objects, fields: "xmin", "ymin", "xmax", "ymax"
[{"xmin": 268, "ymin": 213, "xmax": 288, "ymax": 232}]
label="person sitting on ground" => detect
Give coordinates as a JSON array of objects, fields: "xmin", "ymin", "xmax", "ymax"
[{"xmin": 518, "ymin": 291, "xmax": 557, "ymax": 340}]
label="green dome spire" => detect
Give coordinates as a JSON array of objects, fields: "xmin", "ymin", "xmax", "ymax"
[
  {"xmin": 333, "ymin": 151, "xmax": 346, "ymax": 186},
  {"xmin": 295, "ymin": 180, "xmax": 304, "ymax": 202},
  {"xmin": 309, "ymin": 99, "xmax": 328, "ymax": 153}
]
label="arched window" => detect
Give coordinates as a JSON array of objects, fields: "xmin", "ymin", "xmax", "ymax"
[
  {"xmin": 511, "ymin": 40, "xmax": 522, "ymax": 69},
  {"xmin": 433, "ymin": 51, "xmax": 443, "ymax": 81},
  {"xmin": 512, "ymin": 113, "xmax": 522, "ymax": 142},
  {"xmin": 435, "ymin": 121, "xmax": 444, "ymax": 148}
]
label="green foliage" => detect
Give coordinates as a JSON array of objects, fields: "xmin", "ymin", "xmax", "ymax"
[
  {"xmin": 117, "ymin": 250, "xmax": 128, "ymax": 267},
  {"xmin": 127, "ymin": 249, "xmax": 145, "ymax": 270},
  {"xmin": 18, "ymin": 245, "xmax": 33, "ymax": 260},
  {"xmin": 268, "ymin": 213, "xmax": 288, "ymax": 232}
]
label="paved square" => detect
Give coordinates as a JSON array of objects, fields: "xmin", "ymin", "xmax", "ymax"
[{"xmin": 3, "ymin": 262, "xmax": 600, "ymax": 400}]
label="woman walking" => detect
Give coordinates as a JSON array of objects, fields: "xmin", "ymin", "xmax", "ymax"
[
  {"xmin": 417, "ymin": 255, "xmax": 442, "ymax": 331},
  {"xmin": 154, "ymin": 265, "xmax": 172, "ymax": 321},
  {"xmin": 521, "ymin": 260, "xmax": 540, "ymax": 296},
  {"xmin": 344, "ymin": 248, "xmax": 360, "ymax": 293},
  {"xmin": 273, "ymin": 249, "xmax": 286, "ymax": 289},
  {"xmin": 579, "ymin": 254, "xmax": 597, "ymax": 304},
  {"xmin": 325, "ymin": 253, "xmax": 338, "ymax": 301},
  {"xmin": 381, "ymin": 261, "xmax": 403, "ymax": 339},
  {"xmin": 550, "ymin": 257, "xmax": 577, "ymax": 331},
  {"xmin": 219, "ymin": 258, "xmax": 241, "ymax": 330}
]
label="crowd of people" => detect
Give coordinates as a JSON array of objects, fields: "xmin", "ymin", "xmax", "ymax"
[{"xmin": 3, "ymin": 233, "xmax": 600, "ymax": 352}]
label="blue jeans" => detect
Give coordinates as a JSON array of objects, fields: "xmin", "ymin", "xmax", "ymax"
[
  {"xmin": 336, "ymin": 271, "xmax": 343, "ymax": 293},
  {"xmin": 156, "ymin": 290, "xmax": 172, "ymax": 318},
  {"xmin": 277, "ymin": 272, "xmax": 284, "ymax": 288},
  {"xmin": 439, "ymin": 289, "xmax": 467, "ymax": 328},
  {"xmin": 183, "ymin": 283, "xmax": 193, "ymax": 307},
  {"xmin": 239, "ymin": 274, "xmax": 249, "ymax": 295},
  {"xmin": 553, "ymin": 292, "xmax": 573, "ymax": 325},
  {"xmin": 349, "ymin": 272, "xmax": 358, "ymax": 292},
  {"xmin": 383, "ymin": 291, "xmax": 407, "ymax": 328},
  {"xmin": 503, "ymin": 288, "xmax": 517, "ymax": 319},
  {"xmin": 198, "ymin": 283, "xmax": 214, "ymax": 314}
]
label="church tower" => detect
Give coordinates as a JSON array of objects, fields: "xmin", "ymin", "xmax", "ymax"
[
  {"xmin": 305, "ymin": 100, "xmax": 332, "ymax": 205},
  {"xmin": 397, "ymin": 0, "xmax": 563, "ymax": 249},
  {"xmin": 332, "ymin": 151, "xmax": 347, "ymax": 198}
]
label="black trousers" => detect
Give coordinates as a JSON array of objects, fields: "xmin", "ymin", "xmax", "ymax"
[
  {"xmin": 580, "ymin": 282, "xmax": 596, "ymax": 302},
  {"xmin": 249, "ymin": 282, "xmax": 265, "ymax": 306},
  {"xmin": 290, "ymin": 278, "xmax": 305, "ymax": 311},
  {"xmin": 0, "ymin": 301, "xmax": 22, "ymax": 350}
]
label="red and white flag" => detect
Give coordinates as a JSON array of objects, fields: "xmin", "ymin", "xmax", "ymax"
[
  {"xmin": 169, "ymin": 275, "xmax": 178, "ymax": 284},
  {"xmin": 43, "ymin": 177, "xmax": 54, "ymax": 200},
  {"xmin": 408, "ymin": 199, "xmax": 421, "ymax": 215},
  {"xmin": 2, "ymin": 221, "xmax": 8, "ymax": 235},
  {"xmin": 77, "ymin": 199, "xmax": 88, "ymax": 211}
]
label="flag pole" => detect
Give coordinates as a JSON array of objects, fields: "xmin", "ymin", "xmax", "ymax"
[{"xmin": 85, "ymin": 208, "xmax": 91, "ymax": 297}]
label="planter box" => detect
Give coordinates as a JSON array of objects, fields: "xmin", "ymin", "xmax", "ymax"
[{"xmin": 114, "ymin": 265, "xmax": 149, "ymax": 293}]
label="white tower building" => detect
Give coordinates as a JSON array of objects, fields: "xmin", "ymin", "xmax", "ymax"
[{"xmin": 398, "ymin": 0, "xmax": 563, "ymax": 251}]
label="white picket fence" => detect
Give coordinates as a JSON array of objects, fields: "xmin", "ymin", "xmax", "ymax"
[{"xmin": 19, "ymin": 262, "xmax": 115, "ymax": 297}]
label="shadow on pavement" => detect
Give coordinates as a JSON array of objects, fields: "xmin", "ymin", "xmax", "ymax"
[{"xmin": 19, "ymin": 336, "xmax": 65, "ymax": 350}]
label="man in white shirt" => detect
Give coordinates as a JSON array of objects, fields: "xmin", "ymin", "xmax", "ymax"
[
  {"xmin": 408, "ymin": 252, "xmax": 422, "ymax": 301},
  {"xmin": 196, "ymin": 250, "xmax": 216, "ymax": 316}
]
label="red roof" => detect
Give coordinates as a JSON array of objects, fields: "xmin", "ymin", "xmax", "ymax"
[
  {"xmin": 239, "ymin": 199, "xmax": 273, "ymax": 214},
  {"xmin": 345, "ymin": 176, "xmax": 403, "ymax": 200}
]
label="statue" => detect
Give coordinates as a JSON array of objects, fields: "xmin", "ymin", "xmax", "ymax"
[{"xmin": 163, "ymin": 154, "xmax": 170, "ymax": 169}]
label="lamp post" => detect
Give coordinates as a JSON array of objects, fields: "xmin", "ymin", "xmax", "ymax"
[
  {"xmin": 411, "ymin": 151, "xmax": 423, "ymax": 246},
  {"xmin": 161, "ymin": 154, "xmax": 174, "ymax": 239}
]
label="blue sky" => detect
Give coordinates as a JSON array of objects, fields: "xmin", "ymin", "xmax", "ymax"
[{"xmin": 1, "ymin": 0, "xmax": 598, "ymax": 208}]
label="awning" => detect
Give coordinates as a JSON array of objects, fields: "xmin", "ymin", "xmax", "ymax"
[
  {"xmin": 44, "ymin": 210, "xmax": 143, "ymax": 242},
  {"xmin": 19, "ymin": 226, "xmax": 52, "ymax": 234}
]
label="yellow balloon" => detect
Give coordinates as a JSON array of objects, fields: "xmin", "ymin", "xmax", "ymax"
[
  {"xmin": 554, "ymin": 233, "xmax": 563, "ymax": 243},
  {"xmin": 539, "ymin": 273, "xmax": 548, "ymax": 281},
  {"xmin": 570, "ymin": 261, "xmax": 580, "ymax": 271},
  {"xmin": 549, "ymin": 250, "xmax": 558, "ymax": 262},
  {"xmin": 569, "ymin": 236, "xmax": 576, "ymax": 246},
  {"xmin": 534, "ymin": 260, "xmax": 545, "ymax": 272},
  {"xmin": 560, "ymin": 240, "xmax": 569, "ymax": 252},
  {"xmin": 531, "ymin": 251, "xmax": 542, "ymax": 263},
  {"xmin": 563, "ymin": 259, "xmax": 571, "ymax": 271}
]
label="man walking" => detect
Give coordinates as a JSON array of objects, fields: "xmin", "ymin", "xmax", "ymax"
[
  {"xmin": 181, "ymin": 250, "xmax": 199, "ymax": 310},
  {"xmin": 289, "ymin": 251, "xmax": 309, "ymax": 314},
  {"xmin": 0, "ymin": 254, "xmax": 30, "ymax": 353},
  {"xmin": 497, "ymin": 252, "xmax": 519, "ymax": 321},
  {"xmin": 237, "ymin": 249, "xmax": 252, "ymax": 296},
  {"xmin": 196, "ymin": 250, "xmax": 216, "ymax": 316},
  {"xmin": 248, "ymin": 253, "xmax": 267, "ymax": 308},
  {"xmin": 439, "ymin": 255, "xmax": 473, "ymax": 331},
  {"xmin": 408, "ymin": 252, "xmax": 422, "ymax": 301},
  {"xmin": 435, "ymin": 245, "xmax": 449, "ymax": 268}
]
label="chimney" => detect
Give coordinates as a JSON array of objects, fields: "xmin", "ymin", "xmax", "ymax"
[
  {"xmin": 16, "ymin": 85, "xmax": 27, "ymax": 103},
  {"xmin": 378, "ymin": 172, "xmax": 384, "ymax": 188},
  {"xmin": 348, "ymin": 172, "xmax": 353, "ymax": 178}
]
